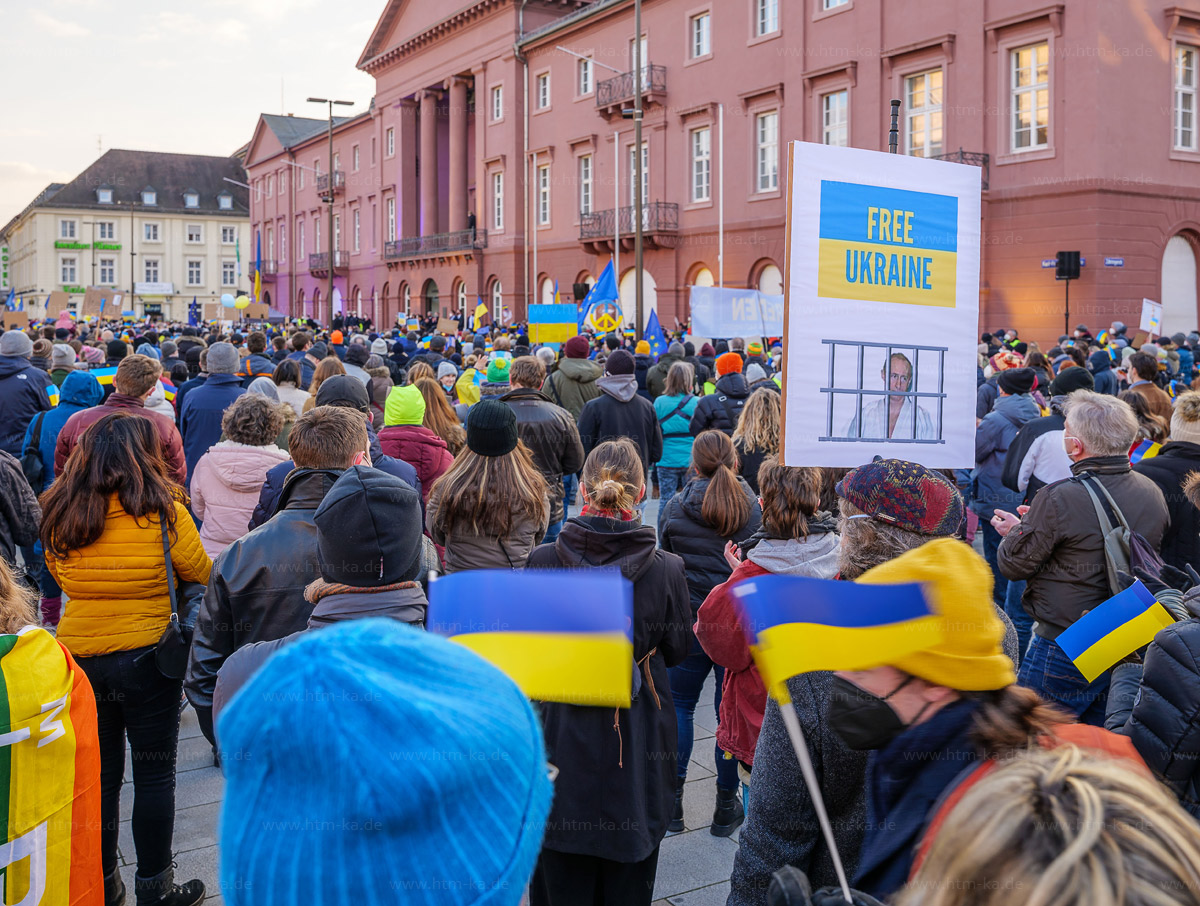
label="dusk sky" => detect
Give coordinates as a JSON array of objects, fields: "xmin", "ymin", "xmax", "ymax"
[{"xmin": 0, "ymin": 0, "xmax": 383, "ymax": 225}]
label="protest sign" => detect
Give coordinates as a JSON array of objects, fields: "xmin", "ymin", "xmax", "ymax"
[
  {"xmin": 780, "ymin": 142, "xmax": 981, "ymax": 468},
  {"xmin": 81, "ymin": 286, "xmax": 118, "ymax": 318},
  {"xmin": 46, "ymin": 291, "xmax": 71, "ymax": 317},
  {"xmin": 203, "ymin": 303, "xmax": 220, "ymax": 322},
  {"xmin": 436, "ymin": 317, "xmax": 459, "ymax": 334},
  {"xmin": 689, "ymin": 287, "xmax": 784, "ymax": 338},
  {"xmin": 1140, "ymin": 298, "xmax": 1163, "ymax": 334},
  {"xmin": 245, "ymin": 302, "xmax": 270, "ymax": 320},
  {"xmin": 3, "ymin": 310, "xmax": 29, "ymax": 328}
]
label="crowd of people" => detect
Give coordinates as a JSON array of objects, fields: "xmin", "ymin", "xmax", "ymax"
[{"xmin": 6, "ymin": 310, "xmax": 1200, "ymax": 906}]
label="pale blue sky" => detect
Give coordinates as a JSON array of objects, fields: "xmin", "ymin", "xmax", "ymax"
[{"xmin": 0, "ymin": 0, "xmax": 383, "ymax": 225}]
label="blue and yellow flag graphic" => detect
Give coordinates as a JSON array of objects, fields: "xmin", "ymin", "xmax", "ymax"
[
  {"xmin": 731, "ymin": 574, "xmax": 941, "ymax": 699},
  {"xmin": 528, "ymin": 303, "xmax": 578, "ymax": 344},
  {"xmin": 1130, "ymin": 438, "xmax": 1161, "ymax": 464},
  {"xmin": 817, "ymin": 180, "xmax": 959, "ymax": 308},
  {"xmin": 1056, "ymin": 580, "xmax": 1174, "ymax": 682},
  {"xmin": 428, "ymin": 570, "xmax": 633, "ymax": 707}
]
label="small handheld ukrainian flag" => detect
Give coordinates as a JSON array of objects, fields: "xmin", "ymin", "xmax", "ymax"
[
  {"xmin": 1130, "ymin": 438, "xmax": 1161, "ymax": 464},
  {"xmin": 1056, "ymin": 579, "xmax": 1174, "ymax": 682},
  {"xmin": 731, "ymin": 574, "xmax": 941, "ymax": 701},
  {"xmin": 428, "ymin": 569, "xmax": 634, "ymax": 707}
]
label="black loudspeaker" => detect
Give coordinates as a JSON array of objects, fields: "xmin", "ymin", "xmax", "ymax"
[
  {"xmin": 572, "ymin": 283, "xmax": 590, "ymax": 302},
  {"xmin": 1056, "ymin": 251, "xmax": 1081, "ymax": 280}
]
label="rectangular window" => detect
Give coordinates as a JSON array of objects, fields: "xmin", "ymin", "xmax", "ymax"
[
  {"xmin": 353, "ymin": 145, "xmax": 360, "ymax": 172},
  {"xmin": 333, "ymin": 214, "xmax": 341, "ymax": 250},
  {"xmin": 387, "ymin": 198, "xmax": 396, "ymax": 241},
  {"xmin": 60, "ymin": 220, "xmax": 76, "ymax": 240},
  {"xmin": 822, "ymin": 91, "xmax": 848, "ymax": 147},
  {"xmin": 1011, "ymin": 41, "xmax": 1050, "ymax": 151},
  {"xmin": 97, "ymin": 189, "xmax": 113, "ymax": 204},
  {"xmin": 824, "ymin": 0, "xmax": 849, "ymax": 8},
  {"xmin": 756, "ymin": 0, "xmax": 778, "ymax": 36},
  {"xmin": 492, "ymin": 171, "xmax": 504, "ymax": 231},
  {"xmin": 184, "ymin": 192, "xmax": 199, "ymax": 208},
  {"xmin": 267, "ymin": 229, "xmax": 274, "ymax": 262},
  {"xmin": 370, "ymin": 139, "xmax": 376, "ymax": 166},
  {"xmin": 579, "ymin": 155, "xmax": 593, "ymax": 216},
  {"xmin": 1177, "ymin": 45, "xmax": 1198, "ymax": 151},
  {"xmin": 757, "ymin": 110, "xmax": 780, "ymax": 190},
  {"xmin": 353, "ymin": 209, "xmax": 361, "ymax": 252},
  {"xmin": 186, "ymin": 224, "xmax": 202, "ymax": 243},
  {"xmin": 280, "ymin": 224, "xmax": 287, "ymax": 263},
  {"xmin": 99, "ymin": 258, "xmax": 116, "ymax": 285},
  {"xmin": 691, "ymin": 13, "xmax": 711, "ymax": 58},
  {"xmin": 386, "ymin": 127, "xmax": 395, "ymax": 157},
  {"xmin": 266, "ymin": 176, "xmax": 273, "ymax": 198},
  {"xmin": 578, "ymin": 57, "xmax": 593, "ymax": 95},
  {"xmin": 142, "ymin": 190, "xmax": 156, "ymax": 205},
  {"xmin": 906, "ymin": 70, "xmax": 944, "ymax": 158},
  {"xmin": 219, "ymin": 194, "xmax": 233, "ymax": 209},
  {"xmin": 691, "ymin": 126, "xmax": 711, "ymax": 202},
  {"xmin": 297, "ymin": 166, "xmax": 304, "ymax": 189},
  {"xmin": 221, "ymin": 226, "xmax": 236, "ymax": 244},
  {"xmin": 370, "ymin": 204, "xmax": 376, "ymax": 249},
  {"xmin": 97, "ymin": 221, "xmax": 114, "ymax": 240},
  {"xmin": 333, "ymin": 152, "xmax": 340, "ymax": 172},
  {"xmin": 144, "ymin": 259, "xmax": 159, "ymax": 283},
  {"xmin": 314, "ymin": 218, "xmax": 320, "ymax": 253},
  {"xmin": 60, "ymin": 257, "xmax": 77, "ymax": 284},
  {"xmin": 187, "ymin": 260, "xmax": 202, "ymax": 286},
  {"xmin": 144, "ymin": 223, "xmax": 160, "ymax": 242},
  {"xmin": 297, "ymin": 220, "xmax": 305, "ymax": 260},
  {"xmin": 491, "ymin": 85, "xmax": 503, "ymax": 121},
  {"xmin": 538, "ymin": 164, "xmax": 551, "ymax": 225},
  {"xmin": 537, "ymin": 73, "xmax": 550, "ymax": 109},
  {"xmin": 222, "ymin": 261, "xmax": 236, "ymax": 286}
]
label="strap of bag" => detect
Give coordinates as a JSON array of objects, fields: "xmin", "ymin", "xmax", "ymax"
[
  {"xmin": 1075, "ymin": 474, "xmax": 1130, "ymax": 594},
  {"xmin": 658, "ymin": 397, "xmax": 691, "ymax": 425},
  {"xmin": 159, "ymin": 515, "xmax": 179, "ymax": 623},
  {"xmin": 717, "ymin": 394, "xmax": 744, "ymax": 427},
  {"xmin": 548, "ymin": 373, "xmax": 565, "ymax": 407},
  {"xmin": 1085, "ymin": 474, "xmax": 1133, "ymax": 532},
  {"xmin": 28, "ymin": 411, "xmax": 46, "ymax": 458},
  {"xmin": 1077, "ymin": 475, "xmax": 1119, "ymax": 536}
]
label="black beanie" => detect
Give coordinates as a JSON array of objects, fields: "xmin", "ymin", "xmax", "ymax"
[
  {"xmin": 1049, "ymin": 366, "xmax": 1095, "ymax": 396},
  {"xmin": 466, "ymin": 400, "xmax": 518, "ymax": 457},
  {"xmin": 107, "ymin": 339, "xmax": 128, "ymax": 360},
  {"xmin": 998, "ymin": 367, "xmax": 1037, "ymax": 395},
  {"xmin": 314, "ymin": 466, "xmax": 424, "ymax": 585},
  {"xmin": 606, "ymin": 349, "xmax": 635, "ymax": 375}
]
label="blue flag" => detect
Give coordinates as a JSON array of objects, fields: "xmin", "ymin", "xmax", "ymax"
[
  {"xmin": 3, "ymin": 289, "xmax": 14, "ymax": 312},
  {"xmin": 579, "ymin": 259, "xmax": 618, "ymax": 330},
  {"xmin": 645, "ymin": 308, "xmax": 667, "ymax": 357},
  {"xmin": 188, "ymin": 296, "xmax": 200, "ymax": 328}
]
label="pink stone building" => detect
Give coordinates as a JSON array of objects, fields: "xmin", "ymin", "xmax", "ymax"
[{"xmin": 244, "ymin": 0, "xmax": 1200, "ymax": 344}]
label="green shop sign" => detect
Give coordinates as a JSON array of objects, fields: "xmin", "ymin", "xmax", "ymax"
[
  {"xmin": 92, "ymin": 242, "xmax": 121, "ymax": 250},
  {"xmin": 62, "ymin": 286, "xmax": 86, "ymax": 294},
  {"xmin": 54, "ymin": 241, "xmax": 89, "ymax": 250}
]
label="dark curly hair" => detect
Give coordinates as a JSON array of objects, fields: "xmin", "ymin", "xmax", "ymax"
[{"xmin": 221, "ymin": 394, "xmax": 284, "ymax": 446}]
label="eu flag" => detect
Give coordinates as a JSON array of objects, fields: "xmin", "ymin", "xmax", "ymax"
[{"xmin": 645, "ymin": 308, "xmax": 667, "ymax": 357}]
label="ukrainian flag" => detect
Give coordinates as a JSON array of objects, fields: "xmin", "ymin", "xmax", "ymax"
[
  {"xmin": 428, "ymin": 570, "xmax": 634, "ymax": 707},
  {"xmin": 1056, "ymin": 580, "xmax": 1174, "ymax": 682},
  {"xmin": 159, "ymin": 378, "xmax": 176, "ymax": 402},
  {"xmin": 46, "ymin": 385, "xmax": 59, "ymax": 406},
  {"xmin": 731, "ymin": 574, "xmax": 941, "ymax": 700},
  {"xmin": 88, "ymin": 367, "xmax": 119, "ymax": 386},
  {"xmin": 1130, "ymin": 438, "xmax": 1161, "ymax": 463}
]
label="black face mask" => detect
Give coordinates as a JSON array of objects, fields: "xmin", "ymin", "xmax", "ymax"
[{"xmin": 827, "ymin": 674, "xmax": 928, "ymax": 751}]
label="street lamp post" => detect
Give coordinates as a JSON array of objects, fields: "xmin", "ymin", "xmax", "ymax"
[
  {"xmin": 633, "ymin": 0, "xmax": 644, "ymax": 341},
  {"xmin": 307, "ymin": 97, "xmax": 354, "ymax": 325}
]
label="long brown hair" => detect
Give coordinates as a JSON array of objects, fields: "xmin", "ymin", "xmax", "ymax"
[
  {"xmin": 692, "ymin": 430, "xmax": 751, "ymax": 537},
  {"xmin": 41, "ymin": 412, "xmax": 182, "ymax": 558},
  {"xmin": 415, "ymin": 378, "xmax": 466, "ymax": 454},
  {"xmin": 1119, "ymin": 389, "xmax": 1169, "ymax": 443},
  {"xmin": 428, "ymin": 441, "xmax": 548, "ymax": 537},
  {"xmin": 406, "ymin": 361, "xmax": 435, "ymax": 384},
  {"xmin": 757, "ymin": 457, "xmax": 822, "ymax": 539},
  {"xmin": 307, "ymin": 356, "xmax": 346, "ymax": 398}
]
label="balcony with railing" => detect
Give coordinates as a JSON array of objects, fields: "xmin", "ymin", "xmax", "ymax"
[
  {"xmin": 260, "ymin": 259, "xmax": 278, "ymax": 281},
  {"xmin": 308, "ymin": 251, "xmax": 349, "ymax": 274},
  {"xmin": 595, "ymin": 65, "xmax": 667, "ymax": 116},
  {"xmin": 579, "ymin": 202, "xmax": 678, "ymax": 254},
  {"xmin": 928, "ymin": 149, "xmax": 990, "ymax": 191},
  {"xmin": 384, "ymin": 229, "xmax": 487, "ymax": 264},
  {"xmin": 315, "ymin": 171, "xmax": 346, "ymax": 196}
]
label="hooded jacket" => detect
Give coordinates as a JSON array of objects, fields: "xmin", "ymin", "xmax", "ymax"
[
  {"xmin": 179, "ymin": 373, "xmax": 248, "ymax": 484},
  {"xmin": 186, "ymin": 467, "xmax": 343, "ymax": 744},
  {"xmin": 0, "ymin": 354, "xmax": 54, "ymax": 457},
  {"xmin": 542, "ymin": 356, "xmax": 602, "ymax": 421},
  {"xmin": 645, "ymin": 352, "xmax": 683, "ymax": 399},
  {"xmin": 22, "ymin": 370, "xmax": 103, "ymax": 492},
  {"xmin": 273, "ymin": 380, "xmax": 310, "ymax": 415},
  {"xmin": 526, "ymin": 515, "xmax": 691, "ymax": 862},
  {"xmin": 657, "ymin": 476, "xmax": 763, "ymax": 611},
  {"xmin": 190, "ymin": 441, "xmax": 292, "ymax": 559},
  {"xmin": 1089, "ymin": 350, "xmax": 1119, "ymax": 396},
  {"xmin": 689, "ymin": 372, "xmax": 751, "ymax": 436},
  {"xmin": 238, "ymin": 353, "xmax": 276, "ymax": 386},
  {"xmin": 969, "ymin": 392, "xmax": 1040, "ymax": 517},
  {"xmin": 576, "ymin": 375, "xmax": 663, "ymax": 478},
  {"xmin": 55, "ymin": 391, "xmax": 188, "ymax": 487},
  {"xmin": 499, "ymin": 386, "xmax": 585, "ymax": 525}
]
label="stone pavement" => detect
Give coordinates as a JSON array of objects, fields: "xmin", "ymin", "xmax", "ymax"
[{"xmin": 115, "ymin": 492, "xmax": 739, "ymax": 904}]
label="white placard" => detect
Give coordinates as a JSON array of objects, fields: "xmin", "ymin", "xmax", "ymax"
[
  {"xmin": 780, "ymin": 141, "xmax": 982, "ymax": 468},
  {"xmin": 1140, "ymin": 298, "xmax": 1163, "ymax": 334}
]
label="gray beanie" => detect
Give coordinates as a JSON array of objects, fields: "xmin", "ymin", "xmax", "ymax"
[
  {"xmin": 0, "ymin": 331, "xmax": 33, "ymax": 357},
  {"xmin": 668, "ymin": 342, "xmax": 685, "ymax": 358},
  {"xmin": 745, "ymin": 363, "xmax": 767, "ymax": 384},
  {"xmin": 371, "ymin": 338, "xmax": 389, "ymax": 355},
  {"xmin": 51, "ymin": 343, "xmax": 76, "ymax": 369},
  {"xmin": 437, "ymin": 362, "xmax": 458, "ymax": 380},
  {"xmin": 206, "ymin": 341, "xmax": 239, "ymax": 374}
]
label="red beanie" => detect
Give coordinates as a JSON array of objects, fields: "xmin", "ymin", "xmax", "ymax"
[
  {"xmin": 564, "ymin": 335, "xmax": 590, "ymax": 359},
  {"xmin": 716, "ymin": 352, "xmax": 743, "ymax": 377}
]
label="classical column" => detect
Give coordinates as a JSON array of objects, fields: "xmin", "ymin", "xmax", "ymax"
[
  {"xmin": 398, "ymin": 99, "xmax": 419, "ymax": 240},
  {"xmin": 419, "ymin": 88, "xmax": 441, "ymax": 236},
  {"xmin": 447, "ymin": 76, "xmax": 470, "ymax": 234}
]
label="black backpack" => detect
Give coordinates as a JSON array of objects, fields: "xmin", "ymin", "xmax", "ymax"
[{"xmin": 21, "ymin": 411, "xmax": 47, "ymax": 491}]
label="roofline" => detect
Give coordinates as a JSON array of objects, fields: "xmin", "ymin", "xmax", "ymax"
[
  {"xmin": 248, "ymin": 109, "xmax": 373, "ymax": 166},
  {"xmin": 518, "ymin": 0, "xmax": 628, "ymax": 47}
]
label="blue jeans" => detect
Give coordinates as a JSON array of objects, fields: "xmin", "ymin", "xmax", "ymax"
[
  {"xmin": 668, "ymin": 639, "xmax": 740, "ymax": 791},
  {"xmin": 657, "ymin": 466, "xmax": 689, "ymax": 503},
  {"xmin": 543, "ymin": 518, "xmax": 565, "ymax": 544},
  {"xmin": 562, "ymin": 473, "xmax": 578, "ymax": 508},
  {"xmin": 1017, "ymin": 634, "xmax": 1109, "ymax": 726},
  {"xmin": 980, "ymin": 521, "xmax": 1008, "ymax": 607},
  {"xmin": 1004, "ymin": 578, "xmax": 1031, "ymax": 663}
]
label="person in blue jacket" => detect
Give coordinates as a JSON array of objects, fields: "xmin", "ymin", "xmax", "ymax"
[
  {"xmin": 652, "ymin": 361, "xmax": 699, "ymax": 502},
  {"xmin": 179, "ymin": 342, "xmax": 246, "ymax": 485}
]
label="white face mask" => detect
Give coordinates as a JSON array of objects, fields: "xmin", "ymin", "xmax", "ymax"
[{"xmin": 1063, "ymin": 433, "xmax": 1081, "ymax": 459}]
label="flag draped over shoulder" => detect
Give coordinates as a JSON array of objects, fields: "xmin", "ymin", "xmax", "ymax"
[{"xmin": 0, "ymin": 627, "xmax": 102, "ymax": 906}]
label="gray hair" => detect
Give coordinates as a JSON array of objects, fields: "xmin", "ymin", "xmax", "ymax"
[
  {"xmin": 535, "ymin": 346, "xmax": 556, "ymax": 367},
  {"xmin": 1063, "ymin": 390, "xmax": 1138, "ymax": 457},
  {"xmin": 836, "ymin": 499, "xmax": 936, "ymax": 580}
]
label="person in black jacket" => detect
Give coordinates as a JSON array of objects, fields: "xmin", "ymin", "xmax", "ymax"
[
  {"xmin": 185, "ymin": 406, "xmax": 366, "ymax": 744},
  {"xmin": 500, "ymin": 356, "xmax": 584, "ymax": 543},
  {"xmin": 632, "ymin": 340, "xmax": 653, "ymax": 400},
  {"xmin": 527, "ymin": 439, "xmax": 691, "ymax": 906},
  {"xmin": 1134, "ymin": 391, "xmax": 1200, "ymax": 572},
  {"xmin": 577, "ymin": 350, "xmax": 662, "ymax": 489},
  {"xmin": 658, "ymin": 431, "xmax": 761, "ymax": 836},
  {"xmin": 0, "ymin": 330, "xmax": 53, "ymax": 457},
  {"xmin": 690, "ymin": 352, "xmax": 751, "ymax": 437}
]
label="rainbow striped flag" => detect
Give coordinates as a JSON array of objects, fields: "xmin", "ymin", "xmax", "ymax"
[{"xmin": 0, "ymin": 627, "xmax": 102, "ymax": 905}]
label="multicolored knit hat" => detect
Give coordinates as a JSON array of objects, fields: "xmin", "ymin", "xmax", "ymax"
[
  {"xmin": 836, "ymin": 458, "xmax": 963, "ymax": 536},
  {"xmin": 748, "ymin": 341, "xmax": 763, "ymax": 356}
]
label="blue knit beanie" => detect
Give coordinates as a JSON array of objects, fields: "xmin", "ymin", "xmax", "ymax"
[{"xmin": 217, "ymin": 619, "xmax": 553, "ymax": 906}]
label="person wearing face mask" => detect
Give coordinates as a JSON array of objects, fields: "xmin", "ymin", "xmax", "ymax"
[{"xmin": 993, "ymin": 390, "xmax": 1168, "ymax": 726}]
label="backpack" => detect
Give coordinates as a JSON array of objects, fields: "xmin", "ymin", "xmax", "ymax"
[
  {"xmin": 1074, "ymin": 473, "xmax": 1165, "ymax": 595},
  {"xmin": 20, "ymin": 411, "xmax": 47, "ymax": 492}
]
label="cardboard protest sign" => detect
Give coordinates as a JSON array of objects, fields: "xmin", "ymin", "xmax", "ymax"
[
  {"xmin": 436, "ymin": 317, "xmax": 459, "ymax": 335},
  {"xmin": 780, "ymin": 142, "xmax": 981, "ymax": 468},
  {"xmin": 81, "ymin": 286, "xmax": 119, "ymax": 318},
  {"xmin": 46, "ymin": 291, "xmax": 71, "ymax": 317},
  {"xmin": 3, "ymin": 310, "xmax": 29, "ymax": 328},
  {"xmin": 1140, "ymin": 298, "xmax": 1163, "ymax": 335},
  {"xmin": 203, "ymin": 303, "xmax": 220, "ymax": 322},
  {"xmin": 245, "ymin": 302, "xmax": 270, "ymax": 320}
]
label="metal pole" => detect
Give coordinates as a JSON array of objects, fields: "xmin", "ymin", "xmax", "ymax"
[
  {"xmin": 1064, "ymin": 278, "xmax": 1070, "ymax": 337},
  {"xmin": 633, "ymin": 0, "xmax": 643, "ymax": 341},
  {"xmin": 718, "ymin": 102, "xmax": 724, "ymax": 288},
  {"xmin": 889, "ymin": 99, "xmax": 901, "ymax": 154},
  {"xmin": 614, "ymin": 129, "xmax": 620, "ymax": 294},
  {"xmin": 327, "ymin": 100, "xmax": 335, "ymax": 324},
  {"xmin": 532, "ymin": 149, "xmax": 539, "ymax": 308},
  {"xmin": 130, "ymin": 200, "xmax": 136, "ymax": 313}
]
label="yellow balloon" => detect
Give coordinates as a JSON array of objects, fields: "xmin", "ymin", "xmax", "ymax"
[{"xmin": 234, "ymin": 295, "xmax": 251, "ymax": 309}]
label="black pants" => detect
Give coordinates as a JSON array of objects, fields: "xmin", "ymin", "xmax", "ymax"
[
  {"xmin": 77, "ymin": 645, "xmax": 182, "ymax": 879},
  {"xmin": 530, "ymin": 846, "xmax": 661, "ymax": 906}
]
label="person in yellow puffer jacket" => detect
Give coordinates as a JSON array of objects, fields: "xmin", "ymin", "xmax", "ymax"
[{"xmin": 39, "ymin": 410, "xmax": 211, "ymax": 906}]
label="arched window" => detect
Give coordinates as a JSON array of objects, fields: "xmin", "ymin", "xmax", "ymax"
[
  {"xmin": 757, "ymin": 263, "xmax": 783, "ymax": 295},
  {"xmin": 618, "ymin": 268, "xmax": 658, "ymax": 328},
  {"xmin": 422, "ymin": 279, "xmax": 439, "ymax": 315},
  {"xmin": 1162, "ymin": 234, "xmax": 1199, "ymax": 333},
  {"xmin": 491, "ymin": 279, "xmax": 504, "ymax": 322},
  {"xmin": 456, "ymin": 279, "xmax": 467, "ymax": 313},
  {"xmin": 540, "ymin": 276, "xmax": 556, "ymax": 304},
  {"xmin": 692, "ymin": 266, "xmax": 715, "ymax": 287},
  {"xmin": 402, "ymin": 283, "xmax": 411, "ymax": 312},
  {"xmin": 297, "ymin": 288, "xmax": 305, "ymax": 317}
]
